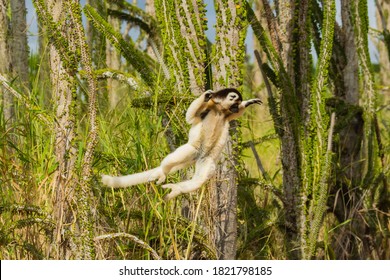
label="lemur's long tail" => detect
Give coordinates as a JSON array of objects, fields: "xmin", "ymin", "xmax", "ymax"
[{"xmin": 102, "ymin": 167, "xmax": 162, "ymax": 188}]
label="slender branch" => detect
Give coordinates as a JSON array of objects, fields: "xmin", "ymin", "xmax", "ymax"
[
  {"xmin": 374, "ymin": 115, "xmax": 388, "ymax": 190},
  {"xmin": 247, "ymin": 2, "xmax": 280, "ymax": 69},
  {"xmin": 261, "ymin": 0, "xmax": 282, "ymax": 53},
  {"xmin": 69, "ymin": 0, "xmax": 98, "ymax": 260},
  {"xmin": 249, "ymin": 141, "xmax": 271, "ymax": 181},
  {"xmin": 375, "ymin": 0, "xmax": 390, "ymax": 63},
  {"xmin": 33, "ymin": 0, "xmax": 78, "ymax": 74},
  {"xmin": 84, "ymin": 4, "xmax": 156, "ymax": 86},
  {"xmin": 242, "ymin": 133, "xmax": 278, "ymax": 149},
  {"xmin": 107, "ymin": 9, "xmax": 159, "ymax": 41},
  {"xmin": 306, "ymin": 112, "xmax": 336, "ymax": 258},
  {"xmin": 0, "ymin": 73, "xmax": 52, "ymax": 126},
  {"xmin": 351, "ymin": 0, "xmax": 377, "ymax": 180},
  {"xmin": 254, "ymin": 50, "xmax": 282, "ymax": 136},
  {"xmin": 90, "ymin": 68, "xmax": 141, "ymax": 90},
  {"xmin": 94, "ymin": 233, "xmax": 161, "ymax": 260},
  {"xmin": 375, "ymin": 0, "xmax": 388, "ymax": 34}
]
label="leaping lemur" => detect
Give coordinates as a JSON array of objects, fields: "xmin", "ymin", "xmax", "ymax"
[{"xmin": 102, "ymin": 88, "xmax": 262, "ymax": 200}]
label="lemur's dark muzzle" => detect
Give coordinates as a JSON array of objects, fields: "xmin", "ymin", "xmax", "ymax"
[{"xmin": 229, "ymin": 104, "xmax": 239, "ymax": 113}]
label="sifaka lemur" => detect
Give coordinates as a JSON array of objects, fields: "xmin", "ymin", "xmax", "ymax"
[{"xmin": 102, "ymin": 88, "xmax": 262, "ymax": 200}]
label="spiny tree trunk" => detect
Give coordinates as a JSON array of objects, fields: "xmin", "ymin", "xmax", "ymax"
[
  {"xmin": 249, "ymin": 0, "xmax": 336, "ymax": 259},
  {"xmin": 0, "ymin": 0, "xmax": 13, "ymax": 125},
  {"xmin": 35, "ymin": 0, "xmax": 97, "ymax": 259},
  {"xmin": 347, "ymin": 0, "xmax": 381, "ymax": 259},
  {"xmin": 376, "ymin": 0, "xmax": 390, "ymax": 86},
  {"xmin": 10, "ymin": 0, "xmax": 29, "ymax": 89},
  {"xmin": 106, "ymin": 1, "xmax": 122, "ymax": 109},
  {"xmin": 86, "ymin": 0, "xmax": 106, "ymax": 69},
  {"xmin": 251, "ymin": 0, "xmax": 269, "ymax": 97},
  {"xmin": 49, "ymin": 0, "xmax": 78, "ymax": 259},
  {"xmin": 34, "ymin": 0, "xmax": 78, "ymax": 259},
  {"xmin": 145, "ymin": 0, "xmax": 156, "ymax": 58},
  {"xmin": 86, "ymin": 0, "xmax": 106, "ymax": 110},
  {"xmin": 329, "ymin": 4, "xmax": 365, "ymax": 255},
  {"xmin": 155, "ymin": 0, "xmax": 207, "ymax": 94},
  {"xmin": 312, "ymin": 0, "xmax": 386, "ymax": 259},
  {"xmin": 69, "ymin": 0, "xmax": 98, "ymax": 260},
  {"xmin": 328, "ymin": 0, "xmax": 373, "ymax": 260},
  {"xmin": 375, "ymin": 3, "xmax": 390, "ymax": 259},
  {"xmin": 37, "ymin": 21, "xmax": 52, "ymax": 103},
  {"xmin": 1, "ymin": 0, "xmax": 29, "ymax": 144},
  {"xmin": 300, "ymin": 0, "xmax": 335, "ymax": 259},
  {"xmin": 212, "ymin": 0, "xmax": 247, "ymax": 260},
  {"xmin": 275, "ymin": 0, "xmax": 302, "ymax": 259},
  {"xmin": 335, "ymin": 0, "xmax": 363, "ymax": 187}
]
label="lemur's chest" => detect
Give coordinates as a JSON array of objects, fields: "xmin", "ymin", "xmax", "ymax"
[
  {"xmin": 201, "ymin": 109, "xmax": 226, "ymax": 131},
  {"xmin": 188, "ymin": 108, "xmax": 230, "ymax": 150},
  {"xmin": 196, "ymin": 111, "xmax": 229, "ymax": 154}
]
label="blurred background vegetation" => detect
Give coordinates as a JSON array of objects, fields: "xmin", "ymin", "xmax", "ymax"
[{"xmin": 0, "ymin": 0, "xmax": 389, "ymax": 260}]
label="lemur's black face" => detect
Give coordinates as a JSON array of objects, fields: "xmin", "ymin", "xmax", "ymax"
[
  {"xmin": 226, "ymin": 92, "xmax": 241, "ymax": 112},
  {"xmin": 229, "ymin": 103, "xmax": 240, "ymax": 113},
  {"xmin": 221, "ymin": 91, "xmax": 242, "ymax": 113},
  {"xmin": 212, "ymin": 88, "xmax": 242, "ymax": 113}
]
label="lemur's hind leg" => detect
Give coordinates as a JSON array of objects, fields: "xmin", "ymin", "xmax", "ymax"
[
  {"xmin": 152, "ymin": 144, "xmax": 197, "ymax": 184},
  {"xmin": 162, "ymin": 157, "xmax": 216, "ymax": 200}
]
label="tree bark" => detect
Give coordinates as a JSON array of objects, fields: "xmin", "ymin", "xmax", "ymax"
[
  {"xmin": 38, "ymin": 21, "xmax": 52, "ymax": 103},
  {"xmin": 155, "ymin": 0, "xmax": 207, "ymax": 95},
  {"xmin": 376, "ymin": 0, "xmax": 390, "ymax": 86},
  {"xmin": 10, "ymin": 0, "xmax": 29, "ymax": 89},
  {"xmin": 106, "ymin": 1, "xmax": 122, "ymax": 109},
  {"xmin": 34, "ymin": 0, "xmax": 79, "ymax": 259},
  {"xmin": 86, "ymin": 0, "xmax": 106, "ymax": 67},
  {"xmin": 325, "ymin": 0, "xmax": 372, "ymax": 260},
  {"xmin": 212, "ymin": 0, "xmax": 247, "ymax": 260},
  {"xmin": 339, "ymin": 0, "xmax": 363, "ymax": 186},
  {"xmin": 145, "ymin": 0, "xmax": 156, "ymax": 58},
  {"xmin": 276, "ymin": 0, "xmax": 302, "ymax": 259},
  {"xmin": 0, "ymin": 0, "xmax": 13, "ymax": 125},
  {"xmin": 252, "ymin": 0, "xmax": 268, "ymax": 97},
  {"xmin": 69, "ymin": 0, "xmax": 98, "ymax": 259}
]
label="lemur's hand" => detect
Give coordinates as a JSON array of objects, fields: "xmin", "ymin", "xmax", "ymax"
[
  {"xmin": 244, "ymin": 99, "xmax": 262, "ymax": 107},
  {"xmin": 204, "ymin": 90, "xmax": 214, "ymax": 102}
]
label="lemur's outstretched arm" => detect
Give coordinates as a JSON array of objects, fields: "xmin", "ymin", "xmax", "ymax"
[
  {"xmin": 227, "ymin": 99, "xmax": 262, "ymax": 121},
  {"xmin": 185, "ymin": 90, "xmax": 213, "ymax": 125}
]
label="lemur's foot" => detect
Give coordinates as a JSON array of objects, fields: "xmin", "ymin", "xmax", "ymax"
[
  {"xmin": 162, "ymin": 184, "xmax": 182, "ymax": 200},
  {"xmin": 156, "ymin": 175, "xmax": 166, "ymax": 185},
  {"xmin": 148, "ymin": 169, "xmax": 166, "ymax": 184}
]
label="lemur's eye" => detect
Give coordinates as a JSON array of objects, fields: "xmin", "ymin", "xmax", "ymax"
[{"xmin": 230, "ymin": 94, "xmax": 237, "ymax": 101}]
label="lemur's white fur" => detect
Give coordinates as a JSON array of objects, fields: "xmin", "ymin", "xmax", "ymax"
[{"xmin": 102, "ymin": 88, "xmax": 262, "ymax": 200}]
